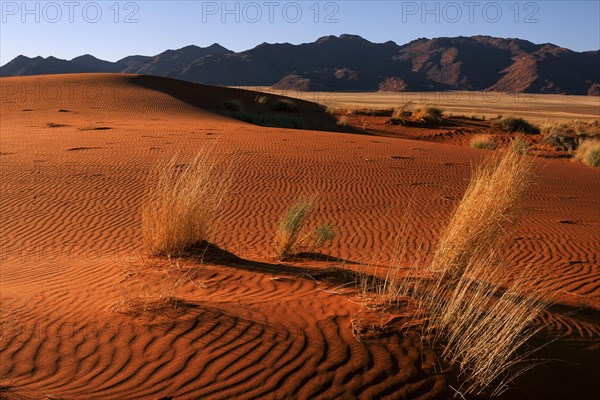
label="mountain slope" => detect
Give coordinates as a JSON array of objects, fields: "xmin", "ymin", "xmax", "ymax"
[{"xmin": 1, "ymin": 35, "xmax": 598, "ymax": 95}]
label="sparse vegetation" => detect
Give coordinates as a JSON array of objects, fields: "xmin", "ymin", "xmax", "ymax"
[
  {"xmin": 470, "ymin": 135, "xmax": 498, "ymax": 150},
  {"xmin": 222, "ymin": 96, "xmax": 304, "ymax": 128},
  {"xmin": 141, "ymin": 150, "xmax": 230, "ymax": 257},
  {"xmin": 468, "ymin": 113, "xmax": 486, "ymax": 121},
  {"xmin": 413, "ymin": 105, "xmax": 444, "ymax": 123},
  {"xmin": 422, "ymin": 259, "xmax": 548, "ymax": 397},
  {"xmin": 256, "ymin": 95, "xmax": 298, "ymax": 112},
  {"xmin": 311, "ymin": 223, "xmax": 337, "ymax": 248},
  {"xmin": 389, "ymin": 101, "xmax": 414, "ymax": 125},
  {"xmin": 491, "ymin": 116, "xmax": 539, "ymax": 134},
  {"xmin": 540, "ymin": 121, "xmax": 575, "ymax": 150},
  {"xmin": 358, "ymin": 151, "xmax": 546, "ymax": 396},
  {"xmin": 274, "ymin": 195, "xmax": 336, "ymax": 259},
  {"xmin": 573, "ymin": 138, "xmax": 600, "ymax": 167},
  {"xmin": 560, "ymin": 119, "xmax": 600, "ymax": 138},
  {"xmin": 327, "ymin": 102, "xmax": 447, "ymax": 126},
  {"xmin": 357, "ymin": 108, "xmax": 394, "ymax": 117},
  {"xmin": 327, "ymin": 106, "xmax": 394, "ymax": 117},
  {"xmin": 336, "ymin": 115, "xmax": 349, "ymax": 127},
  {"xmin": 541, "ymin": 119, "xmax": 600, "ymax": 152},
  {"xmin": 113, "ymin": 255, "xmax": 205, "ymax": 315},
  {"xmin": 220, "ymin": 95, "xmax": 305, "ymax": 128},
  {"xmin": 430, "ymin": 151, "xmax": 532, "ymax": 277},
  {"xmin": 237, "ymin": 112, "xmax": 305, "ymax": 129},
  {"xmin": 275, "ymin": 195, "xmax": 316, "ymax": 259},
  {"xmin": 419, "ymin": 152, "xmax": 546, "ymax": 396},
  {"xmin": 510, "ymin": 136, "xmax": 531, "ymax": 155},
  {"xmin": 388, "ymin": 102, "xmax": 444, "ymax": 125}
]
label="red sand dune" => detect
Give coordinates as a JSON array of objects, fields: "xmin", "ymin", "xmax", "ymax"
[{"xmin": 1, "ymin": 74, "xmax": 598, "ymax": 399}]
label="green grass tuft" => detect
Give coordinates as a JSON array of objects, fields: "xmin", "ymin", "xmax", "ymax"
[{"xmin": 275, "ymin": 195, "xmax": 317, "ymax": 259}]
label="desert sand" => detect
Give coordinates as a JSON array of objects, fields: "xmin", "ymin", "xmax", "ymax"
[
  {"xmin": 1, "ymin": 74, "xmax": 599, "ymax": 399},
  {"xmin": 244, "ymin": 88, "xmax": 600, "ymax": 123}
]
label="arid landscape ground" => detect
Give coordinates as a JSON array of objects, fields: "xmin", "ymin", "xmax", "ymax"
[
  {"xmin": 261, "ymin": 90, "xmax": 600, "ymax": 122},
  {"xmin": 1, "ymin": 74, "xmax": 599, "ymax": 399}
]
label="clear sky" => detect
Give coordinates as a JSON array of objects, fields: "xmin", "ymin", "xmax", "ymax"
[{"xmin": 1, "ymin": 0, "xmax": 599, "ymax": 65}]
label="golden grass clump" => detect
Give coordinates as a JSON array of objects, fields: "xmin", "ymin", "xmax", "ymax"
[
  {"xmin": 573, "ymin": 138, "xmax": 600, "ymax": 167},
  {"xmin": 389, "ymin": 103, "xmax": 444, "ymax": 125},
  {"xmin": 510, "ymin": 136, "xmax": 531, "ymax": 155},
  {"xmin": 413, "ymin": 105, "xmax": 444, "ymax": 123},
  {"xmin": 357, "ymin": 151, "xmax": 547, "ymax": 396},
  {"xmin": 389, "ymin": 101, "xmax": 414, "ymax": 125},
  {"xmin": 470, "ymin": 135, "xmax": 498, "ymax": 150},
  {"xmin": 416, "ymin": 150, "xmax": 546, "ymax": 396},
  {"xmin": 422, "ymin": 257, "xmax": 547, "ymax": 397},
  {"xmin": 491, "ymin": 116, "xmax": 539, "ymax": 134},
  {"xmin": 141, "ymin": 149, "xmax": 229, "ymax": 257},
  {"xmin": 430, "ymin": 151, "xmax": 532, "ymax": 277},
  {"xmin": 113, "ymin": 255, "xmax": 205, "ymax": 316}
]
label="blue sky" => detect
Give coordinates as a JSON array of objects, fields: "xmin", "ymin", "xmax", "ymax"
[{"xmin": 1, "ymin": 1, "xmax": 599, "ymax": 65}]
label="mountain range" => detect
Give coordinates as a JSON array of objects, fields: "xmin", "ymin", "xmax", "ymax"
[{"xmin": 2, "ymin": 34, "xmax": 599, "ymax": 95}]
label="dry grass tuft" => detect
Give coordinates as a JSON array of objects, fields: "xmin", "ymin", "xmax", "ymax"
[
  {"xmin": 421, "ymin": 257, "xmax": 547, "ymax": 397},
  {"xmin": 141, "ymin": 149, "xmax": 230, "ymax": 257},
  {"xmin": 413, "ymin": 105, "xmax": 444, "ymax": 123},
  {"xmin": 542, "ymin": 119, "xmax": 600, "ymax": 139},
  {"xmin": 390, "ymin": 101, "xmax": 414, "ymax": 125},
  {"xmin": 342, "ymin": 152, "xmax": 543, "ymax": 396},
  {"xmin": 430, "ymin": 151, "xmax": 532, "ymax": 277},
  {"xmin": 389, "ymin": 103, "xmax": 444, "ymax": 125},
  {"xmin": 470, "ymin": 135, "xmax": 498, "ymax": 150},
  {"xmin": 352, "ymin": 150, "xmax": 550, "ymax": 396},
  {"xmin": 113, "ymin": 255, "xmax": 205, "ymax": 316},
  {"xmin": 510, "ymin": 136, "xmax": 531, "ymax": 155},
  {"xmin": 326, "ymin": 106, "xmax": 394, "ymax": 117},
  {"xmin": 413, "ymin": 151, "xmax": 545, "ymax": 395},
  {"xmin": 572, "ymin": 138, "xmax": 600, "ymax": 167},
  {"xmin": 491, "ymin": 116, "xmax": 539, "ymax": 134}
]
